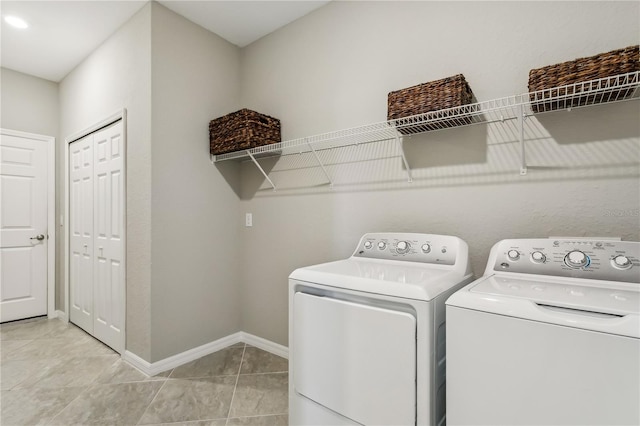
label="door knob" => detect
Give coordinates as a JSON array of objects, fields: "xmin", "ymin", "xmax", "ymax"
[{"xmin": 30, "ymin": 234, "xmax": 45, "ymax": 241}]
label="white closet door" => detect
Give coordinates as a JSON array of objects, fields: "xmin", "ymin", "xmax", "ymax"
[
  {"xmin": 69, "ymin": 120, "xmax": 125, "ymax": 353},
  {"xmin": 69, "ymin": 135, "xmax": 94, "ymax": 333},
  {"xmin": 92, "ymin": 123, "xmax": 124, "ymax": 352}
]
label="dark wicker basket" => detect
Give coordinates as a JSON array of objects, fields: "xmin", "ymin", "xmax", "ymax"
[
  {"xmin": 387, "ymin": 74, "xmax": 475, "ymax": 134},
  {"xmin": 210, "ymin": 109, "xmax": 281, "ymax": 155},
  {"xmin": 528, "ymin": 45, "xmax": 639, "ymax": 113}
]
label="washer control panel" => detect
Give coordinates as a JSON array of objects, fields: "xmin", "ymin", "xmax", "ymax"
[
  {"xmin": 354, "ymin": 232, "xmax": 459, "ymax": 265},
  {"xmin": 491, "ymin": 238, "xmax": 640, "ymax": 283}
]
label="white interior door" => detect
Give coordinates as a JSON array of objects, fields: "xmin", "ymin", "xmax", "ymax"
[
  {"xmin": 293, "ymin": 292, "xmax": 417, "ymax": 426},
  {"xmin": 92, "ymin": 124, "xmax": 124, "ymax": 352},
  {"xmin": 0, "ymin": 133, "xmax": 48, "ymax": 322},
  {"xmin": 69, "ymin": 135, "xmax": 94, "ymax": 333}
]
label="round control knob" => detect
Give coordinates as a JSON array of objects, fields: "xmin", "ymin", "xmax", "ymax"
[
  {"xmin": 421, "ymin": 244, "xmax": 431, "ymax": 254},
  {"xmin": 378, "ymin": 241, "xmax": 387, "ymax": 250},
  {"xmin": 364, "ymin": 241, "xmax": 373, "ymax": 250},
  {"xmin": 531, "ymin": 251, "xmax": 546, "ymax": 264},
  {"xmin": 564, "ymin": 250, "xmax": 588, "ymax": 268},
  {"xmin": 612, "ymin": 255, "xmax": 632, "ymax": 270},
  {"xmin": 396, "ymin": 241, "xmax": 410, "ymax": 254},
  {"xmin": 507, "ymin": 250, "xmax": 520, "ymax": 261}
]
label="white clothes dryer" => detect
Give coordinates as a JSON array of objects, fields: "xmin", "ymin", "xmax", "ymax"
[
  {"xmin": 289, "ymin": 233, "xmax": 473, "ymax": 426},
  {"xmin": 446, "ymin": 238, "xmax": 640, "ymax": 426}
]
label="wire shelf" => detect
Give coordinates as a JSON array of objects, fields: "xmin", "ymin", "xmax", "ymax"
[
  {"xmin": 213, "ymin": 72, "xmax": 640, "ymax": 163},
  {"xmin": 214, "ymin": 72, "xmax": 639, "ymax": 189}
]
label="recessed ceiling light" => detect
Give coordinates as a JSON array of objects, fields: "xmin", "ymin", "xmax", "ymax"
[{"xmin": 4, "ymin": 15, "xmax": 29, "ymax": 29}]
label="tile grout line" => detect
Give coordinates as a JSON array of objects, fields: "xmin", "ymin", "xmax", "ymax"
[
  {"xmin": 230, "ymin": 412, "xmax": 289, "ymax": 419},
  {"xmin": 40, "ymin": 335, "xmax": 102, "ymax": 426},
  {"xmin": 225, "ymin": 343, "xmax": 247, "ymax": 426},
  {"xmin": 84, "ymin": 353, "xmax": 122, "ymax": 388},
  {"xmin": 238, "ymin": 370, "xmax": 288, "ymax": 376},
  {"xmin": 142, "ymin": 419, "xmax": 226, "ymax": 426},
  {"xmin": 162, "ymin": 373, "xmax": 239, "ymax": 381},
  {"xmin": 45, "ymin": 384, "xmax": 91, "ymax": 426},
  {"xmin": 134, "ymin": 375, "xmax": 171, "ymax": 426},
  {"xmin": 2, "ymin": 357, "xmax": 60, "ymax": 391},
  {"xmin": 17, "ymin": 350, "xmax": 120, "ymax": 391}
]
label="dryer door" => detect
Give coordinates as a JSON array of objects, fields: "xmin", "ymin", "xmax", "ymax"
[{"xmin": 292, "ymin": 292, "xmax": 416, "ymax": 426}]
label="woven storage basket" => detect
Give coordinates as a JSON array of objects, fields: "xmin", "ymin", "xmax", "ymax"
[
  {"xmin": 210, "ymin": 109, "xmax": 281, "ymax": 155},
  {"xmin": 528, "ymin": 45, "xmax": 639, "ymax": 113},
  {"xmin": 387, "ymin": 74, "xmax": 475, "ymax": 134}
]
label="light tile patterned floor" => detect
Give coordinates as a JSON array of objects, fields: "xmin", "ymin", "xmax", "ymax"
[{"xmin": 0, "ymin": 317, "xmax": 288, "ymax": 425}]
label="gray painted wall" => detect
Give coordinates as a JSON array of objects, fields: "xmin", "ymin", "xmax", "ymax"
[
  {"xmin": 1, "ymin": 67, "xmax": 60, "ymax": 313},
  {"xmin": 149, "ymin": 3, "xmax": 241, "ymax": 362},
  {"xmin": 238, "ymin": 1, "xmax": 640, "ymax": 345},
  {"xmin": 59, "ymin": 4, "xmax": 153, "ymax": 360},
  {"xmin": 53, "ymin": 1, "xmax": 244, "ymax": 363},
  {"xmin": 1, "ymin": 68, "xmax": 58, "ymax": 136}
]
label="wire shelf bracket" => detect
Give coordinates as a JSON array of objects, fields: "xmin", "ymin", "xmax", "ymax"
[
  {"xmin": 307, "ymin": 140, "xmax": 333, "ymax": 188},
  {"xmin": 519, "ymin": 104, "xmax": 527, "ymax": 176},
  {"xmin": 247, "ymin": 151, "xmax": 276, "ymax": 191},
  {"xmin": 395, "ymin": 134, "xmax": 413, "ymax": 183}
]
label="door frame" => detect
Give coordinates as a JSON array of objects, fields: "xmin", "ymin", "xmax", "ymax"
[
  {"xmin": 63, "ymin": 109, "xmax": 127, "ymax": 352},
  {"xmin": 0, "ymin": 128, "xmax": 56, "ymax": 319}
]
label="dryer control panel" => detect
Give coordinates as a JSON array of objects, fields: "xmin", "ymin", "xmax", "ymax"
[
  {"xmin": 490, "ymin": 238, "xmax": 640, "ymax": 283},
  {"xmin": 353, "ymin": 232, "xmax": 463, "ymax": 266}
]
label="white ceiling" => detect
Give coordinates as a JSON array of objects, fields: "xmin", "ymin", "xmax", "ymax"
[
  {"xmin": 158, "ymin": 1, "xmax": 329, "ymax": 48},
  {"xmin": 0, "ymin": 1, "xmax": 330, "ymax": 83}
]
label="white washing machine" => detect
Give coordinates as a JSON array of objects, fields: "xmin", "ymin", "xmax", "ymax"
[
  {"xmin": 288, "ymin": 232, "xmax": 473, "ymax": 426},
  {"xmin": 446, "ymin": 238, "xmax": 640, "ymax": 426}
]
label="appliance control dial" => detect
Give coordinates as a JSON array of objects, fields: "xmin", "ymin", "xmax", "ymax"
[
  {"xmin": 565, "ymin": 250, "xmax": 589, "ymax": 268},
  {"xmin": 378, "ymin": 241, "xmax": 387, "ymax": 250},
  {"xmin": 531, "ymin": 251, "xmax": 546, "ymax": 263},
  {"xmin": 612, "ymin": 255, "xmax": 632, "ymax": 270},
  {"xmin": 507, "ymin": 250, "xmax": 520, "ymax": 261},
  {"xmin": 421, "ymin": 244, "xmax": 431, "ymax": 254},
  {"xmin": 364, "ymin": 241, "xmax": 373, "ymax": 250},
  {"xmin": 396, "ymin": 241, "xmax": 410, "ymax": 254}
]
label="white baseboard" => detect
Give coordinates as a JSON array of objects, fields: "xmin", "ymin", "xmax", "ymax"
[
  {"xmin": 122, "ymin": 350, "xmax": 154, "ymax": 376},
  {"xmin": 122, "ymin": 331, "xmax": 288, "ymax": 377},
  {"xmin": 239, "ymin": 331, "xmax": 289, "ymax": 359},
  {"xmin": 50, "ymin": 310, "xmax": 68, "ymax": 322},
  {"xmin": 124, "ymin": 332, "xmax": 243, "ymax": 376}
]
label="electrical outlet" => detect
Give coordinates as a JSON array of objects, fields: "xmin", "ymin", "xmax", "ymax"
[{"xmin": 245, "ymin": 213, "xmax": 253, "ymax": 227}]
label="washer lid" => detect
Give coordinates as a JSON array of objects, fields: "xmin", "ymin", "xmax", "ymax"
[
  {"xmin": 290, "ymin": 258, "xmax": 471, "ymax": 301},
  {"xmin": 473, "ymin": 275, "xmax": 639, "ymax": 316},
  {"xmin": 447, "ymin": 275, "xmax": 640, "ymax": 338}
]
